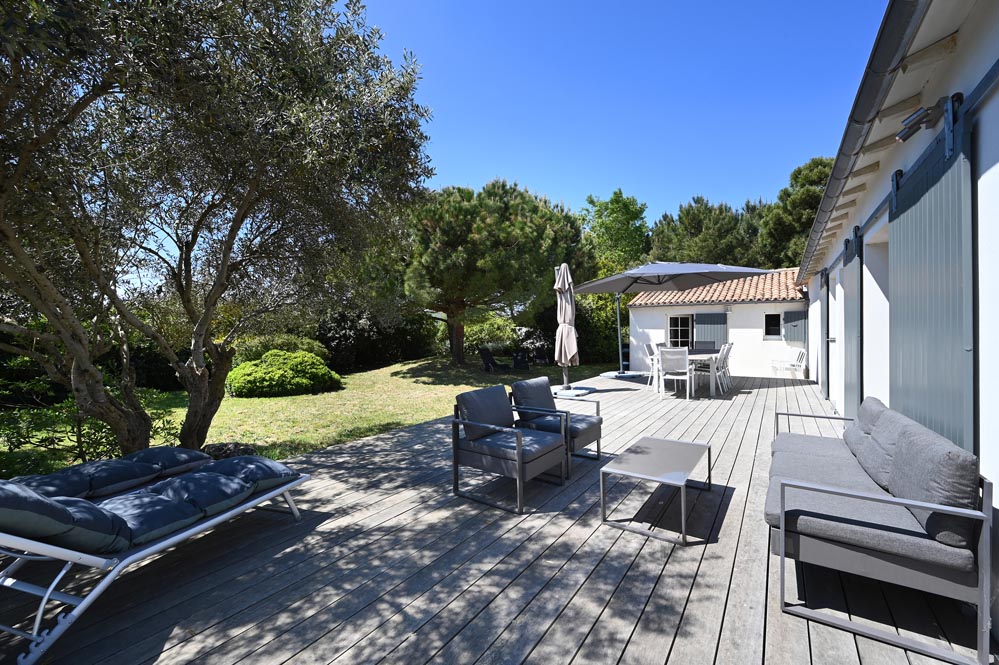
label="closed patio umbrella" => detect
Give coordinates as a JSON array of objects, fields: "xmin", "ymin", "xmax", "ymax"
[
  {"xmin": 554, "ymin": 263, "xmax": 578, "ymax": 390},
  {"xmin": 574, "ymin": 262, "xmax": 770, "ymax": 375}
]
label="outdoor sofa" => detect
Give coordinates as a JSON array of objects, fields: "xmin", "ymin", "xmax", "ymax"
[
  {"xmin": 0, "ymin": 447, "xmax": 308, "ymax": 664},
  {"xmin": 765, "ymin": 397, "xmax": 991, "ymax": 665}
]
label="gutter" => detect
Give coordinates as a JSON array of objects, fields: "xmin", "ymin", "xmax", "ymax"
[{"xmin": 796, "ymin": 0, "xmax": 932, "ymax": 285}]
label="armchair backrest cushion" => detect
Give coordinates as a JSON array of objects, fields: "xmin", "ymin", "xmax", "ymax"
[
  {"xmin": 888, "ymin": 422, "xmax": 980, "ymax": 548},
  {"xmin": 456, "ymin": 385, "xmax": 514, "ymax": 440},
  {"xmin": 510, "ymin": 377, "xmax": 557, "ymax": 421},
  {"xmin": 857, "ymin": 396, "xmax": 888, "ymax": 434}
]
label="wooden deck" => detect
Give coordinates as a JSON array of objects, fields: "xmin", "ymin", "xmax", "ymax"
[{"xmin": 0, "ymin": 375, "xmax": 983, "ymax": 664}]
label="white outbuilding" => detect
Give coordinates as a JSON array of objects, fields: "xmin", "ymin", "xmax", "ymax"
[{"xmin": 628, "ymin": 268, "xmax": 807, "ymax": 378}]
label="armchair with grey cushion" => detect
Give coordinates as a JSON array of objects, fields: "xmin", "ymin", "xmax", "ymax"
[
  {"xmin": 453, "ymin": 385, "xmax": 566, "ymax": 514},
  {"xmin": 510, "ymin": 377, "xmax": 602, "ymax": 476}
]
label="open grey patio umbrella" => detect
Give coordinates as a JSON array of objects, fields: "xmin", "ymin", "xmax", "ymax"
[
  {"xmin": 553, "ymin": 263, "xmax": 578, "ymax": 390},
  {"xmin": 574, "ymin": 262, "xmax": 770, "ymax": 375}
]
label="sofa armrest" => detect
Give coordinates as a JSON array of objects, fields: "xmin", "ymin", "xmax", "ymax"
[
  {"xmin": 554, "ymin": 395, "xmax": 600, "ymax": 417},
  {"xmin": 777, "ymin": 479, "xmax": 989, "ymax": 522},
  {"xmin": 774, "ymin": 411, "xmax": 853, "ymax": 437}
]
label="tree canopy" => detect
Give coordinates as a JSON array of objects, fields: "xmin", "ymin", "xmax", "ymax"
[
  {"xmin": 753, "ymin": 156, "xmax": 833, "ymax": 268},
  {"xmin": 406, "ymin": 180, "xmax": 587, "ymax": 364},
  {"xmin": 0, "ymin": 0, "xmax": 430, "ymax": 452},
  {"xmin": 581, "ymin": 189, "xmax": 650, "ymax": 276}
]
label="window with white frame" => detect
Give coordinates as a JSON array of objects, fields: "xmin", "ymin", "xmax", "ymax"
[
  {"xmin": 667, "ymin": 315, "xmax": 693, "ymax": 348},
  {"xmin": 764, "ymin": 313, "xmax": 782, "ymax": 338}
]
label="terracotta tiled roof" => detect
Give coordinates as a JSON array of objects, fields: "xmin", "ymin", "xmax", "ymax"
[{"xmin": 628, "ymin": 268, "xmax": 805, "ymax": 307}]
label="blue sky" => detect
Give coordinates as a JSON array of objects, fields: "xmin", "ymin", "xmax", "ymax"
[{"xmin": 367, "ymin": 1, "xmax": 888, "ymax": 222}]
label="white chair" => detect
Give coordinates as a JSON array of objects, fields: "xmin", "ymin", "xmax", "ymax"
[
  {"xmin": 717, "ymin": 343, "xmax": 733, "ymax": 392},
  {"xmin": 773, "ymin": 349, "xmax": 806, "ymax": 378},
  {"xmin": 659, "ymin": 347, "xmax": 692, "ymax": 399},
  {"xmin": 644, "ymin": 343, "xmax": 660, "ymax": 390}
]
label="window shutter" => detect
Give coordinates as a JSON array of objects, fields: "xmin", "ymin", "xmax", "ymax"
[
  {"xmin": 783, "ymin": 310, "xmax": 807, "ymax": 348},
  {"xmin": 693, "ymin": 313, "xmax": 727, "ymax": 350}
]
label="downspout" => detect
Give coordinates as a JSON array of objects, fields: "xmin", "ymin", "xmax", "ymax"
[{"xmin": 797, "ymin": 0, "xmax": 932, "ymax": 284}]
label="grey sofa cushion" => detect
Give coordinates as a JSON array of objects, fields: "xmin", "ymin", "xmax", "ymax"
[
  {"xmin": 75, "ymin": 460, "xmax": 161, "ymax": 497},
  {"xmin": 456, "ymin": 385, "xmax": 515, "ymax": 440},
  {"xmin": 148, "ymin": 472, "xmax": 254, "ymax": 517},
  {"xmin": 11, "ymin": 468, "xmax": 90, "ymax": 498},
  {"xmin": 888, "ymin": 423, "xmax": 980, "ymax": 549},
  {"xmin": 771, "ymin": 433, "xmax": 855, "ymax": 461},
  {"xmin": 858, "ymin": 409, "xmax": 914, "ymax": 488},
  {"xmin": 0, "ymin": 480, "xmax": 74, "ymax": 539},
  {"xmin": 843, "ymin": 424, "xmax": 873, "ymax": 460},
  {"xmin": 510, "ymin": 377, "xmax": 557, "ymax": 421},
  {"xmin": 857, "ymin": 396, "xmax": 888, "ymax": 434},
  {"xmin": 199, "ymin": 456, "xmax": 300, "ymax": 492},
  {"xmin": 769, "ymin": 450, "xmax": 874, "ymax": 492},
  {"xmin": 519, "ymin": 413, "xmax": 602, "ymax": 449},
  {"xmin": 457, "ymin": 428, "xmax": 563, "ymax": 463},
  {"xmin": 124, "ymin": 446, "xmax": 212, "ymax": 476},
  {"xmin": 765, "ymin": 471, "xmax": 975, "ymax": 572},
  {"xmin": 48, "ymin": 497, "xmax": 132, "ymax": 553},
  {"xmin": 98, "ymin": 493, "xmax": 202, "ymax": 546}
]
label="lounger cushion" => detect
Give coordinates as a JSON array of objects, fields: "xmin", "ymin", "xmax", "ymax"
[
  {"xmin": 511, "ymin": 377, "xmax": 557, "ymax": 421},
  {"xmin": 765, "ymin": 453, "xmax": 975, "ymax": 572},
  {"xmin": 519, "ymin": 413, "xmax": 602, "ymax": 449},
  {"xmin": 0, "ymin": 480, "xmax": 74, "ymax": 539},
  {"xmin": 857, "ymin": 409, "xmax": 913, "ymax": 489},
  {"xmin": 857, "ymin": 396, "xmax": 888, "ymax": 434},
  {"xmin": 199, "ymin": 456, "xmax": 300, "ymax": 492},
  {"xmin": 75, "ymin": 460, "xmax": 161, "ymax": 497},
  {"xmin": 457, "ymin": 428, "xmax": 563, "ymax": 463},
  {"xmin": 888, "ymin": 424, "xmax": 980, "ymax": 549},
  {"xmin": 456, "ymin": 385, "xmax": 515, "ymax": 440},
  {"xmin": 11, "ymin": 468, "xmax": 90, "ymax": 498},
  {"xmin": 148, "ymin": 472, "xmax": 254, "ymax": 517},
  {"xmin": 97, "ymin": 493, "xmax": 203, "ymax": 546},
  {"xmin": 771, "ymin": 433, "xmax": 855, "ymax": 461},
  {"xmin": 124, "ymin": 446, "xmax": 212, "ymax": 476},
  {"xmin": 48, "ymin": 497, "xmax": 131, "ymax": 553}
]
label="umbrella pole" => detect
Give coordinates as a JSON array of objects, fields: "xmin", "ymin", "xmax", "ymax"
[
  {"xmin": 562, "ymin": 365, "xmax": 570, "ymax": 390},
  {"xmin": 615, "ymin": 293, "xmax": 624, "ymax": 375}
]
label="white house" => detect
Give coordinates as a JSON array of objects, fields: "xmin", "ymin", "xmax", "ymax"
[
  {"xmin": 628, "ymin": 268, "xmax": 808, "ymax": 378},
  {"xmin": 795, "ymin": 0, "xmax": 999, "ymax": 630}
]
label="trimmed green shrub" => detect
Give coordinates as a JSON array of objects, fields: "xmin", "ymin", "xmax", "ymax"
[
  {"xmin": 226, "ymin": 350, "xmax": 342, "ymax": 398},
  {"xmin": 234, "ymin": 334, "xmax": 329, "ymax": 367}
]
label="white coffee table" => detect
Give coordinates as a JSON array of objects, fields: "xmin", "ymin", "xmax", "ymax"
[{"xmin": 600, "ymin": 436, "xmax": 712, "ymax": 545}]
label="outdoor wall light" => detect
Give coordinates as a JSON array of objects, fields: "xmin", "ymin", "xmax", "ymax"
[{"xmin": 895, "ymin": 97, "xmax": 945, "ymax": 142}]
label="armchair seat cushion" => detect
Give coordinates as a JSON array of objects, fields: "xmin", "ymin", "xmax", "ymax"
[
  {"xmin": 771, "ymin": 433, "xmax": 854, "ymax": 461},
  {"xmin": 518, "ymin": 414, "xmax": 602, "ymax": 449},
  {"xmin": 457, "ymin": 428, "xmax": 563, "ymax": 463},
  {"xmin": 765, "ymin": 450, "xmax": 975, "ymax": 572}
]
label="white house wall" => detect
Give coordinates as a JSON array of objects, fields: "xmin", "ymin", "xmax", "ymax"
[
  {"xmin": 629, "ymin": 301, "xmax": 808, "ymax": 378},
  {"xmin": 809, "ymin": 0, "xmax": 999, "ymax": 630}
]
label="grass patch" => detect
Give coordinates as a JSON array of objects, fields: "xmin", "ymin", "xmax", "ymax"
[{"xmin": 151, "ymin": 356, "xmax": 616, "ymax": 458}]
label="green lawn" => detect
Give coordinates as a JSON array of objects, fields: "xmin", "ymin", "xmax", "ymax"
[{"xmin": 153, "ymin": 356, "xmax": 616, "ymax": 460}]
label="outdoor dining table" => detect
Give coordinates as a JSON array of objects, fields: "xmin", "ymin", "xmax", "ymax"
[{"xmin": 655, "ymin": 344, "xmax": 719, "ymax": 398}]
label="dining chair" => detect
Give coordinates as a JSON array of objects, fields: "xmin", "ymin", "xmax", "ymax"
[
  {"xmin": 644, "ymin": 343, "xmax": 660, "ymax": 390},
  {"xmin": 659, "ymin": 346, "xmax": 692, "ymax": 399}
]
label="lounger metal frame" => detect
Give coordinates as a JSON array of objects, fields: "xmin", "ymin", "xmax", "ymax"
[{"xmin": 0, "ymin": 474, "xmax": 309, "ymax": 665}]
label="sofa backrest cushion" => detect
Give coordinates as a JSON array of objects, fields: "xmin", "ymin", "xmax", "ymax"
[
  {"xmin": 11, "ymin": 468, "xmax": 90, "ymax": 498},
  {"xmin": 858, "ymin": 410, "xmax": 913, "ymax": 488},
  {"xmin": 199, "ymin": 456, "xmax": 300, "ymax": 493},
  {"xmin": 510, "ymin": 377, "xmax": 557, "ymax": 421},
  {"xmin": 48, "ymin": 497, "xmax": 132, "ymax": 553},
  {"xmin": 148, "ymin": 472, "xmax": 254, "ymax": 517},
  {"xmin": 456, "ymin": 385, "xmax": 514, "ymax": 440},
  {"xmin": 75, "ymin": 460, "xmax": 161, "ymax": 497},
  {"xmin": 97, "ymin": 493, "xmax": 202, "ymax": 546},
  {"xmin": 842, "ymin": 424, "xmax": 872, "ymax": 459},
  {"xmin": 888, "ymin": 422, "xmax": 980, "ymax": 548},
  {"xmin": 0, "ymin": 480, "xmax": 74, "ymax": 539},
  {"xmin": 124, "ymin": 446, "xmax": 212, "ymax": 477},
  {"xmin": 857, "ymin": 396, "xmax": 888, "ymax": 434}
]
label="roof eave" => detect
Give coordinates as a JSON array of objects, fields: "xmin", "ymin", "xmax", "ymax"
[{"xmin": 796, "ymin": 0, "xmax": 932, "ymax": 285}]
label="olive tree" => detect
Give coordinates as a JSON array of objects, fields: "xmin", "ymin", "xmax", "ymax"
[{"xmin": 0, "ymin": 0, "xmax": 430, "ymax": 452}]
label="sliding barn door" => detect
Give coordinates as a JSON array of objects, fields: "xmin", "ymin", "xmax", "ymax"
[{"xmin": 889, "ymin": 116, "xmax": 974, "ymax": 451}]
